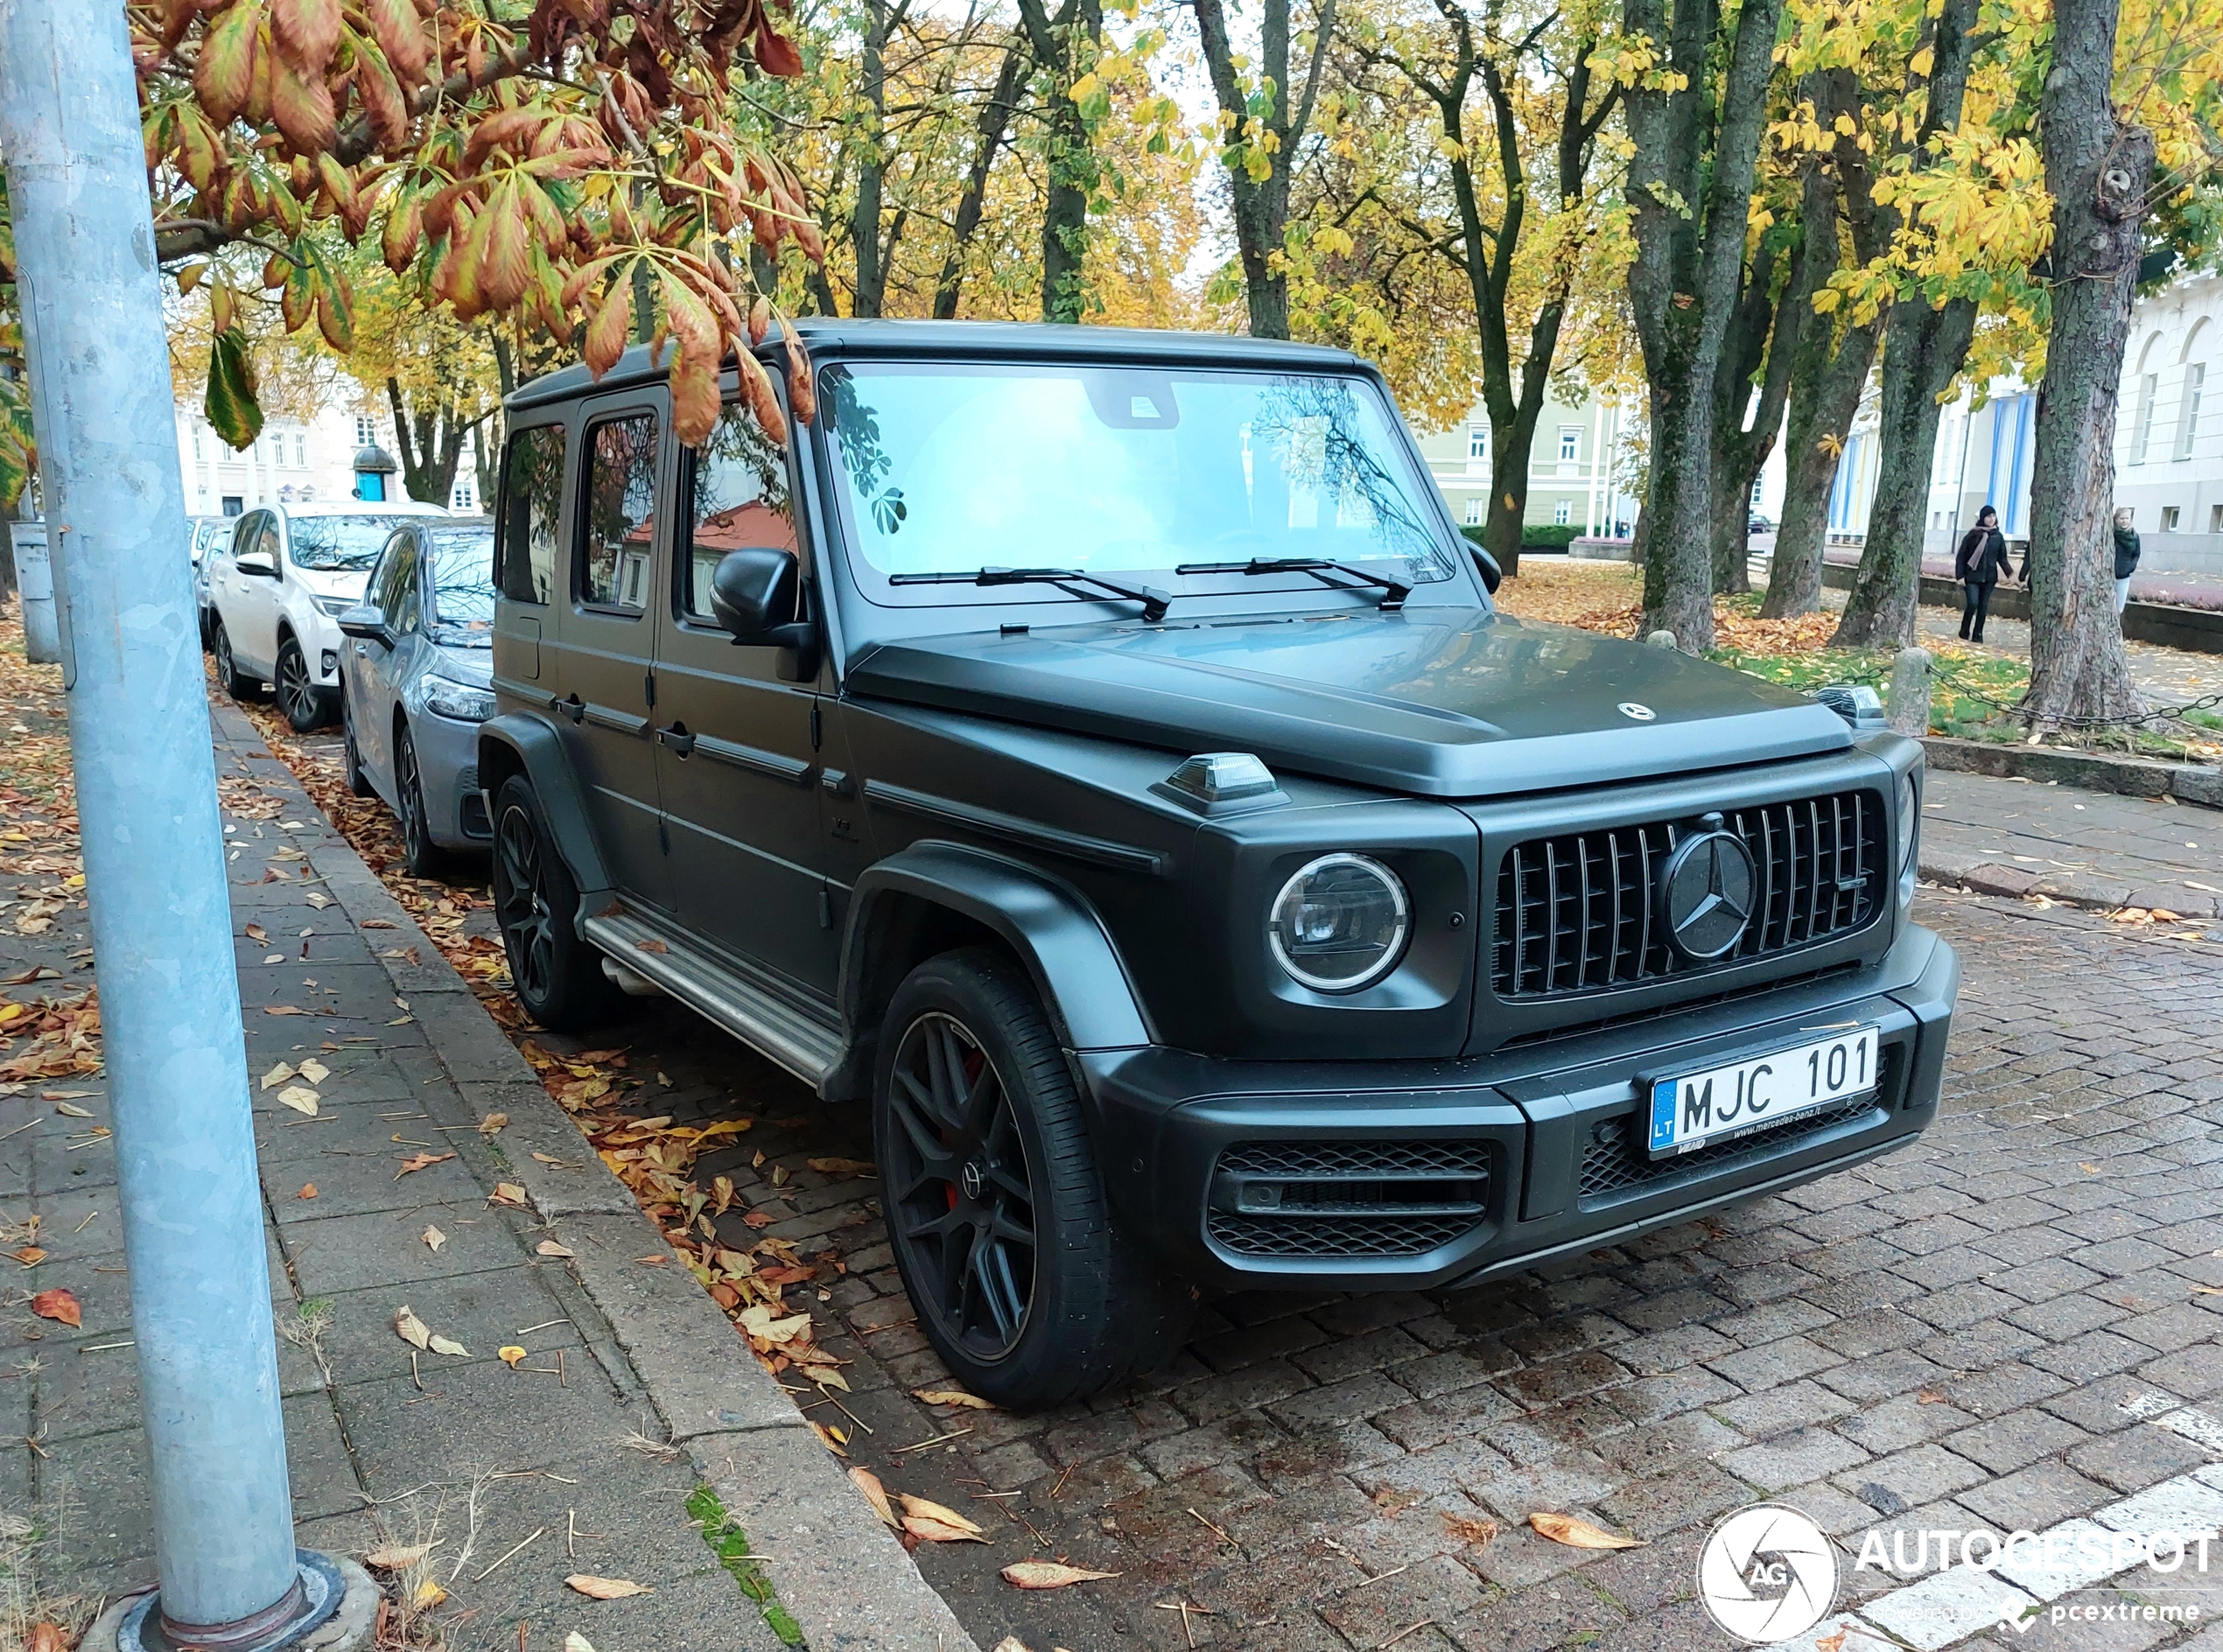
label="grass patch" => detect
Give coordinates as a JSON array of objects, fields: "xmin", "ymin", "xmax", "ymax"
[{"xmin": 687, "ymin": 1484, "xmax": 802, "ymax": 1646}]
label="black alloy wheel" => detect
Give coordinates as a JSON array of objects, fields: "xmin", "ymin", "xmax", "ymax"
[
  {"xmin": 489, "ymin": 775, "xmax": 623, "ymax": 1031},
  {"xmin": 882, "ymin": 1010, "xmax": 1038, "ymax": 1362},
  {"xmin": 340, "ymin": 687, "xmax": 374, "ymax": 798},
  {"xmin": 873, "ymin": 949, "xmax": 1194, "ymax": 1408},
  {"xmin": 214, "ymin": 620, "xmax": 258, "ymax": 700},
  {"xmin": 276, "ymin": 634, "xmax": 325, "ymax": 732},
  {"xmin": 395, "ymin": 721, "xmax": 441, "ymax": 875}
]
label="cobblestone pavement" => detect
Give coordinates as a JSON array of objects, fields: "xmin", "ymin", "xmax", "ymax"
[
  {"xmin": 1919, "ymin": 771, "xmax": 2223, "ymax": 917},
  {"xmin": 479, "ymin": 878, "xmax": 2220, "ymax": 1652}
]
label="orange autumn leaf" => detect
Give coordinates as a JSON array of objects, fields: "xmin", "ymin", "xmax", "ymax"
[
  {"xmin": 1528, "ymin": 1512, "xmax": 1643, "ymax": 1550},
  {"xmin": 30, "ymin": 1288, "xmax": 81, "ymax": 1328},
  {"xmin": 395, "ymin": 1151, "xmax": 454, "ymax": 1178}
]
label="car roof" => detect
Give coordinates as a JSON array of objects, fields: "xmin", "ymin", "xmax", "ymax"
[
  {"xmin": 508, "ymin": 318, "xmax": 1368, "ymax": 411},
  {"xmin": 275, "ymin": 501, "xmax": 450, "ymax": 518}
]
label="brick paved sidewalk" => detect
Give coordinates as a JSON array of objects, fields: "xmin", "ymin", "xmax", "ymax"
[
  {"xmin": 1919, "ymin": 771, "xmax": 2223, "ymax": 920},
  {"xmin": 0, "ymin": 693, "xmax": 877, "ymax": 1648}
]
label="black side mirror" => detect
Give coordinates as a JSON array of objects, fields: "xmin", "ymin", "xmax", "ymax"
[
  {"xmin": 710, "ymin": 547, "xmax": 820, "ymax": 681},
  {"xmin": 1469, "ymin": 542, "xmax": 1503, "ymax": 594},
  {"xmin": 337, "ymin": 605, "xmax": 392, "ymax": 647}
]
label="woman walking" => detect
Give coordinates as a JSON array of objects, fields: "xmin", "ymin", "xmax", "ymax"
[
  {"xmin": 2112, "ymin": 507, "xmax": 2141, "ymax": 613},
  {"xmin": 1953, "ymin": 506, "xmax": 2011, "ymax": 643}
]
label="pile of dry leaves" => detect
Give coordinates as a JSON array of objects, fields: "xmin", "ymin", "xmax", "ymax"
[{"xmin": 1493, "ymin": 561, "xmax": 1841, "ymax": 654}]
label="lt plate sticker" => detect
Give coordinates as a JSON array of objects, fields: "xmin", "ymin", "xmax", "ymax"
[{"xmin": 1648, "ymin": 1026, "xmax": 1880, "ymax": 1158}]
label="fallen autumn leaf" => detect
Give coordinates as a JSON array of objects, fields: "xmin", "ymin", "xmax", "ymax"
[
  {"xmin": 913, "ymin": 1388, "xmax": 995, "ymax": 1410},
  {"xmin": 499, "ymin": 1346, "xmax": 526, "ymax": 1368},
  {"xmin": 847, "ymin": 1466, "xmax": 899, "ymax": 1529},
  {"xmin": 30, "ymin": 1288, "xmax": 81, "ymax": 1328},
  {"xmin": 1528, "ymin": 1512, "xmax": 1643, "ymax": 1550},
  {"xmin": 296, "ymin": 1183, "xmax": 318, "ymax": 1200},
  {"xmin": 565, "ymin": 1576, "xmax": 651, "ymax": 1600},
  {"xmin": 422, "ymin": 1225, "xmax": 445, "ymax": 1252},
  {"xmin": 396, "ymin": 1152, "xmax": 454, "ymax": 1178},
  {"xmin": 364, "ymin": 1542, "xmax": 435, "ymax": 1570},
  {"xmin": 395, "ymin": 1306, "xmax": 432, "ymax": 1350},
  {"xmin": 536, "ymin": 1240, "xmax": 575, "ymax": 1258},
  {"xmin": 1001, "ymin": 1561, "xmax": 1120, "ymax": 1590}
]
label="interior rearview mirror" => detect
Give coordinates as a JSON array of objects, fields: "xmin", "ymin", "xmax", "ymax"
[{"xmin": 710, "ymin": 547, "xmax": 819, "ymax": 682}]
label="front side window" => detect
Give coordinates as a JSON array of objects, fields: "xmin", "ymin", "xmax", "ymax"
[
  {"xmin": 821, "ymin": 363, "xmax": 1455, "ymax": 593},
  {"xmin": 286, "ymin": 514, "xmax": 417, "ymax": 572},
  {"xmin": 374, "ymin": 533, "xmax": 421, "ymax": 632},
  {"xmin": 231, "ymin": 510, "xmax": 266, "ymax": 559},
  {"xmin": 680, "ymin": 401, "xmax": 796, "ymax": 620},
  {"xmin": 497, "ymin": 424, "xmax": 565, "ymax": 604},
  {"xmin": 578, "ymin": 413, "xmax": 659, "ymax": 613}
]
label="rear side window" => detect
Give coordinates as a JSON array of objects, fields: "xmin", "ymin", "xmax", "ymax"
[
  {"xmin": 578, "ymin": 412, "xmax": 659, "ymax": 613},
  {"xmin": 498, "ymin": 424, "xmax": 565, "ymax": 604},
  {"xmin": 680, "ymin": 401, "xmax": 795, "ymax": 620}
]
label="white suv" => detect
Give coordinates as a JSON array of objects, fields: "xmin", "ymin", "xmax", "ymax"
[{"xmin": 207, "ymin": 501, "xmax": 448, "ymax": 730}]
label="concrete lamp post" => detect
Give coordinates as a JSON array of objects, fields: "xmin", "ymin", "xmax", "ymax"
[{"xmin": 0, "ymin": 3, "xmax": 371, "ymax": 1648}]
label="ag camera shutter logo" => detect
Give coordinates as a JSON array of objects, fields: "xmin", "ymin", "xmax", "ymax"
[{"xmin": 1698, "ymin": 1503, "xmax": 1839, "ymax": 1644}]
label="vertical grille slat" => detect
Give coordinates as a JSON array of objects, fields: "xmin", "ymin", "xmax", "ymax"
[{"xmin": 1492, "ymin": 789, "xmax": 1884, "ymax": 1001}]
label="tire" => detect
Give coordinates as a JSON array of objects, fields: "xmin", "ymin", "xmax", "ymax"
[
  {"xmin": 395, "ymin": 720, "xmax": 445, "ymax": 877},
  {"xmin": 340, "ymin": 687, "xmax": 375, "ymax": 798},
  {"xmin": 275, "ymin": 633, "xmax": 330, "ymax": 732},
  {"xmin": 873, "ymin": 948, "xmax": 1193, "ymax": 1409},
  {"xmin": 198, "ymin": 605, "xmax": 214, "ymax": 652},
  {"xmin": 490, "ymin": 774, "xmax": 625, "ymax": 1032},
  {"xmin": 213, "ymin": 620, "xmax": 259, "ymax": 700}
]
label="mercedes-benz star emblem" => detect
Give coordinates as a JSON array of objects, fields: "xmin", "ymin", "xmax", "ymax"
[
  {"xmin": 1660, "ymin": 829, "xmax": 1757, "ymax": 960},
  {"xmin": 959, "ymin": 1160, "xmax": 986, "ymax": 1201},
  {"xmin": 1617, "ymin": 702, "xmax": 1656, "ymax": 721}
]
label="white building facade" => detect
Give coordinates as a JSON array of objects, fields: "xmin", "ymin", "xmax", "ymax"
[
  {"xmin": 1818, "ymin": 270, "xmax": 2220, "ymax": 576},
  {"xmin": 174, "ymin": 394, "xmax": 486, "ymax": 519}
]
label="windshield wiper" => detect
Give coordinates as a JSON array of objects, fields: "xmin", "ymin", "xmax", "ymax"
[
  {"xmin": 887, "ymin": 566, "xmax": 1173, "ymax": 623},
  {"xmin": 1174, "ymin": 557, "xmax": 1410, "ymax": 610}
]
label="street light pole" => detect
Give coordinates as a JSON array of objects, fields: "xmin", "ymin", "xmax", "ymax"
[{"xmin": 0, "ymin": 3, "xmax": 347, "ymax": 1646}]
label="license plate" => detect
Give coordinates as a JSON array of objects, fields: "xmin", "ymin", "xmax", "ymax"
[{"xmin": 1646, "ymin": 1026, "xmax": 1881, "ymax": 1158}]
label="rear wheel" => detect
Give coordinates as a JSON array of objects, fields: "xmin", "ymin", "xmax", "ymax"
[
  {"xmin": 395, "ymin": 721, "xmax": 445, "ymax": 877},
  {"xmin": 490, "ymin": 774, "xmax": 623, "ymax": 1031},
  {"xmin": 213, "ymin": 620, "xmax": 258, "ymax": 700},
  {"xmin": 873, "ymin": 948, "xmax": 1192, "ymax": 1408},
  {"xmin": 276, "ymin": 634, "xmax": 327, "ymax": 731},
  {"xmin": 340, "ymin": 687, "xmax": 375, "ymax": 798}
]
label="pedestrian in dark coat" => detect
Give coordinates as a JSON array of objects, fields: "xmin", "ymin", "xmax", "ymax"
[
  {"xmin": 2112, "ymin": 507, "xmax": 2141, "ymax": 614},
  {"xmin": 1954, "ymin": 506, "xmax": 2010, "ymax": 643}
]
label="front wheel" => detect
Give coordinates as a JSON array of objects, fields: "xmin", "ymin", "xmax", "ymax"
[
  {"xmin": 395, "ymin": 721, "xmax": 445, "ymax": 877},
  {"xmin": 873, "ymin": 948, "xmax": 1192, "ymax": 1409},
  {"xmin": 276, "ymin": 634, "xmax": 328, "ymax": 732},
  {"xmin": 489, "ymin": 775, "xmax": 624, "ymax": 1032}
]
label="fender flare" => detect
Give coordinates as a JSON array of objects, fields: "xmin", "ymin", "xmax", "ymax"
[
  {"xmin": 839, "ymin": 841, "xmax": 1154, "ymax": 1067},
  {"xmin": 476, "ymin": 712, "xmax": 614, "ymax": 923}
]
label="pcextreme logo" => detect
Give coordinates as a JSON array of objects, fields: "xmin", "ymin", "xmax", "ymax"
[{"xmin": 1696, "ymin": 1503, "xmax": 1840, "ymax": 1645}]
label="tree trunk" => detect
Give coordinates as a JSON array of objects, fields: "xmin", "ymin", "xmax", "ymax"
[
  {"xmin": 933, "ymin": 40, "xmax": 1026, "ymax": 320},
  {"xmin": 1764, "ymin": 334, "xmax": 1876, "ymax": 615},
  {"xmin": 2023, "ymin": 0, "xmax": 2149, "ymax": 724},
  {"xmin": 1828, "ymin": 297, "xmax": 1975, "ymax": 647},
  {"xmin": 1018, "ymin": 0, "xmax": 1103, "ymax": 324},
  {"xmin": 1623, "ymin": 0, "xmax": 1789, "ymax": 648},
  {"xmin": 850, "ymin": 0, "xmax": 894, "ymax": 318}
]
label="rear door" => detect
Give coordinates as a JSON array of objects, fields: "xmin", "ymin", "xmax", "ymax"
[
  {"xmin": 650, "ymin": 395, "xmax": 836, "ymax": 998},
  {"xmin": 548, "ymin": 394, "xmax": 670, "ymax": 909}
]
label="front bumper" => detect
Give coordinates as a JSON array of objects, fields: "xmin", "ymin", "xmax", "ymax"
[
  {"xmin": 408, "ymin": 705, "xmax": 494, "ymax": 849},
  {"xmin": 1080, "ymin": 921, "xmax": 1958, "ymax": 1291}
]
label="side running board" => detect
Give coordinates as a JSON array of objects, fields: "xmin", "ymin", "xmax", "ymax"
[{"xmin": 580, "ymin": 909, "xmax": 844, "ymax": 1088}]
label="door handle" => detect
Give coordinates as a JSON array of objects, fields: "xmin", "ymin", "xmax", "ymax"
[
  {"xmin": 353, "ymin": 642, "xmax": 368, "ymax": 657},
  {"xmin": 656, "ymin": 722, "xmax": 696, "ymax": 758},
  {"xmin": 551, "ymin": 692, "xmax": 585, "ymax": 724}
]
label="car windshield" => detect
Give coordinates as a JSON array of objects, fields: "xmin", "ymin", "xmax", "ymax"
[
  {"xmin": 425, "ymin": 527, "xmax": 497, "ymax": 640},
  {"xmin": 821, "ymin": 363, "xmax": 1458, "ymax": 592},
  {"xmin": 287, "ymin": 514, "xmax": 422, "ymax": 572}
]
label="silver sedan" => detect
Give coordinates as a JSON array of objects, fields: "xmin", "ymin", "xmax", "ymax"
[{"xmin": 335, "ymin": 520, "xmax": 497, "ymax": 874}]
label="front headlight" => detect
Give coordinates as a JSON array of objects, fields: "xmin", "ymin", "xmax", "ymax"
[
  {"xmin": 1268, "ymin": 853, "xmax": 1411, "ymax": 992},
  {"xmin": 312, "ymin": 594, "xmax": 356, "ymax": 617},
  {"xmin": 423, "ymin": 676, "xmax": 494, "ymax": 722}
]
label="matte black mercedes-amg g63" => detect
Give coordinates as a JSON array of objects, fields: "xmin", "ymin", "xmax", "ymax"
[{"xmin": 479, "ymin": 321, "xmax": 1958, "ymax": 1409}]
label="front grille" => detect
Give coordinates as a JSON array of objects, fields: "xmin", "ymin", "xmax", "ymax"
[
  {"xmin": 1493, "ymin": 790, "xmax": 1884, "ymax": 1000},
  {"xmin": 1578, "ymin": 1068, "xmax": 1895, "ymax": 1206},
  {"xmin": 1208, "ymin": 1139, "xmax": 1490, "ymax": 1260},
  {"xmin": 1209, "ymin": 1211, "xmax": 1476, "ymax": 1259}
]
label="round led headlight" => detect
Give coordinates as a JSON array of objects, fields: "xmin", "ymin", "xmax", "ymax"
[{"xmin": 1268, "ymin": 853, "xmax": 1411, "ymax": 993}]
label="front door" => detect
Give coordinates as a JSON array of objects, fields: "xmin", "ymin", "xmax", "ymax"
[
  {"xmin": 550, "ymin": 396, "xmax": 670, "ymax": 909},
  {"xmin": 349, "ymin": 528, "xmax": 417, "ymax": 793},
  {"xmin": 650, "ymin": 396, "xmax": 836, "ymax": 998}
]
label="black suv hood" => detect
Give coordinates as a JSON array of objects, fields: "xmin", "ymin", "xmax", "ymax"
[{"xmin": 845, "ymin": 606, "xmax": 1853, "ymax": 798}]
